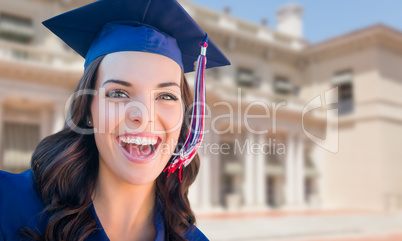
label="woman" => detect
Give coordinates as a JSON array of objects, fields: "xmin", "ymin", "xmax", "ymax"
[{"xmin": 0, "ymin": 0, "xmax": 230, "ymax": 240}]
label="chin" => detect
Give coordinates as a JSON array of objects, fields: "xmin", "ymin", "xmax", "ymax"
[
  {"xmin": 123, "ymin": 170, "xmax": 161, "ymax": 186},
  {"xmin": 114, "ymin": 155, "xmax": 170, "ymax": 186}
]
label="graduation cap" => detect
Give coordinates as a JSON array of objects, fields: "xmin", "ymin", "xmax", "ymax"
[
  {"xmin": 43, "ymin": 0, "xmax": 230, "ymax": 180},
  {"xmin": 42, "ymin": 0, "xmax": 230, "ymax": 72}
]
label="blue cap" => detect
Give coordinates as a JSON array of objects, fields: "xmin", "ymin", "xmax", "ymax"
[{"xmin": 42, "ymin": 0, "xmax": 231, "ymax": 73}]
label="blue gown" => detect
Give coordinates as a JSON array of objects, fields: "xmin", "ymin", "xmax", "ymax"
[{"xmin": 0, "ymin": 169, "xmax": 208, "ymax": 241}]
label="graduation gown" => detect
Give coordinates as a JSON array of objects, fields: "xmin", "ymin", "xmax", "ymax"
[{"xmin": 0, "ymin": 169, "xmax": 208, "ymax": 241}]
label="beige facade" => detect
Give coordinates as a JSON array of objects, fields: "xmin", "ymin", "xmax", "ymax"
[
  {"xmin": 304, "ymin": 26, "xmax": 402, "ymax": 210},
  {"xmin": 0, "ymin": 0, "xmax": 401, "ymax": 212}
]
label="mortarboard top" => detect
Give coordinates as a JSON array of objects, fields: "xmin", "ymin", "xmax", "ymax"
[{"xmin": 42, "ymin": 0, "xmax": 230, "ymax": 73}]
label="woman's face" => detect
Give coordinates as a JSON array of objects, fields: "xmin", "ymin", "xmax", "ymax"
[{"xmin": 91, "ymin": 51, "xmax": 183, "ymax": 185}]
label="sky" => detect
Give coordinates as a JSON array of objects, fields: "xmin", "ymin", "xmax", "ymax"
[{"xmin": 190, "ymin": 0, "xmax": 402, "ymax": 43}]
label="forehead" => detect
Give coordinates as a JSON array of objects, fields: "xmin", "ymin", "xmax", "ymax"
[{"xmin": 97, "ymin": 51, "xmax": 182, "ymax": 87}]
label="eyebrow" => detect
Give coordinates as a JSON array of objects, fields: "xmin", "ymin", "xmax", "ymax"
[
  {"xmin": 157, "ymin": 82, "xmax": 180, "ymax": 88},
  {"xmin": 102, "ymin": 79, "xmax": 132, "ymax": 87},
  {"xmin": 101, "ymin": 79, "xmax": 180, "ymax": 88}
]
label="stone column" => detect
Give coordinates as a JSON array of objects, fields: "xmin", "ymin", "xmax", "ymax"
[
  {"xmin": 0, "ymin": 98, "xmax": 4, "ymax": 169},
  {"xmin": 189, "ymin": 121, "xmax": 217, "ymax": 211},
  {"xmin": 295, "ymin": 135, "xmax": 305, "ymax": 206},
  {"xmin": 312, "ymin": 143, "xmax": 325, "ymax": 208},
  {"xmin": 188, "ymin": 133, "xmax": 201, "ymax": 207},
  {"xmin": 285, "ymin": 133, "xmax": 296, "ymax": 206},
  {"xmin": 188, "ymin": 169, "xmax": 201, "ymax": 208},
  {"xmin": 52, "ymin": 103, "xmax": 65, "ymax": 134},
  {"xmin": 211, "ymin": 134, "xmax": 221, "ymax": 208},
  {"xmin": 200, "ymin": 132, "xmax": 212, "ymax": 210},
  {"xmin": 255, "ymin": 134, "xmax": 266, "ymax": 207},
  {"xmin": 200, "ymin": 154, "xmax": 212, "ymax": 210},
  {"xmin": 243, "ymin": 132, "xmax": 255, "ymax": 207},
  {"xmin": 40, "ymin": 108, "xmax": 51, "ymax": 140}
]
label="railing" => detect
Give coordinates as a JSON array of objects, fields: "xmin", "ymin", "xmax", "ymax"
[
  {"xmin": 209, "ymin": 81, "xmax": 306, "ymax": 110},
  {"xmin": 193, "ymin": 6, "xmax": 307, "ymax": 50},
  {"xmin": 0, "ymin": 39, "xmax": 83, "ymax": 71}
]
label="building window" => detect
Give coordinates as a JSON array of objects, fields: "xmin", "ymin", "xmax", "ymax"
[
  {"xmin": 2, "ymin": 122, "xmax": 40, "ymax": 172},
  {"xmin": 0, "ymin": 12, "xmax": 34, "ymax": 44},
  {"xmin": 273, "ymin": 76, "xmax": 296, "ymax": 95},
  {"xmin": 236, "ymin": 68, "xmax": 258, "ymax": 88},
  {"xmin": 332, "ymin": 70, "xmax": 354, "ymax": 115}
]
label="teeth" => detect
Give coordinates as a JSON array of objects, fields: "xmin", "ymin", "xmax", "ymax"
[{"xmin": 119, "ymin": 136, "xmax": 158, "ymax": 145}]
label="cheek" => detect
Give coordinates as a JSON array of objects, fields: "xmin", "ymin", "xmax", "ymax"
[
  {"xmin": 92, "ymin": 97, "xmax": 122, "ymax": 134},
  {"xmin": 156, "ymin": 103, "xmax": 183, "ymax": 134}
]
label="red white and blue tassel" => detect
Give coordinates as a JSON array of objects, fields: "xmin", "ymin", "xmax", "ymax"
[{"xmin": 163, "ymin": 35, "xmax": 208, "ymax": 182}]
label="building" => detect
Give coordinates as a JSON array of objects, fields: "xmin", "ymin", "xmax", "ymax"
[{"xmin": 1, "ymin": 0, "xmax": 402, "ymax": 212}]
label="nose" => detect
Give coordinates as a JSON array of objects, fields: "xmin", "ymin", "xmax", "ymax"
[{"xmin": 126, "ymin": 97, "xmax": 153, "ymax": 127}]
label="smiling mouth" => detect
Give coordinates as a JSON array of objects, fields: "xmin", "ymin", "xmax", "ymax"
[{"xmin": 117, "ymin": 135, "xmax": 162, "ymax": 162}]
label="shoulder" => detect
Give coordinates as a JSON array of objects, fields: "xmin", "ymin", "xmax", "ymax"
[
  {"xmin": 184, "ymin": 224, "xmax": 209, "ymax": 241},
  {"xmin": 0, "ymin": 169, "xmax": 45, "ymax": 239},
  {"xmin": 0, "ymin": 169, "xmax": 42, "ymax": 206},
  {"xmin": 0, "ymin": 169, "xmax": 35, "ymax": 193}
]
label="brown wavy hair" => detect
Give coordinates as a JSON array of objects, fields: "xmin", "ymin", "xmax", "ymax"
[{"xmin": 18, "ymin": 55, "xmax": 200, "ymax": 241}]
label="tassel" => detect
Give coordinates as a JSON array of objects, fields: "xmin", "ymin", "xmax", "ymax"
[{"xmin": 163, "ymin": 35, "xmax": 208, "ymax": 182}]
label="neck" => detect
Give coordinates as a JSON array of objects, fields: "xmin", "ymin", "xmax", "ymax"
[{"xmin": 92, "ymin": 162, "xmax": 156, "ymax": 240}]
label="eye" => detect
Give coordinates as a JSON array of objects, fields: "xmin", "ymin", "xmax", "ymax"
[
  {"xmin": 105, "ymin": 89, "xmax": 129, "ymax": 98},
  {"xmin": 156, "ymin": 92, "xmax": 179, "ymax": 101}
]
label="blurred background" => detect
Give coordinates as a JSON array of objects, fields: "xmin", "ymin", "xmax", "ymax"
[{"xmin": 0, "ymin": 0, "xmax": 402, "ymax": 240}]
